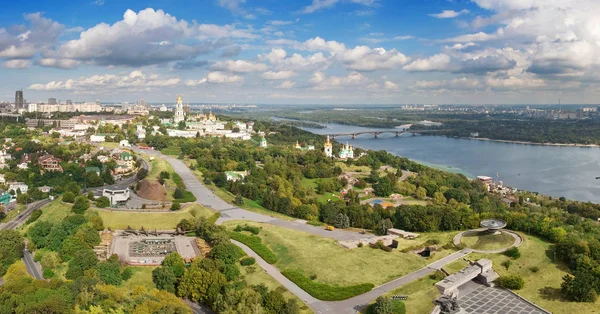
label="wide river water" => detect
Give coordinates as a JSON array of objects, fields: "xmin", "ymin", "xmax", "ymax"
[{"xmin": 295, "ymin": 121, "xmax": 600, "ymax": 203}]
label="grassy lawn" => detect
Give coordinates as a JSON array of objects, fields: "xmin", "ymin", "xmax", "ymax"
[
  {"xmin": 224, "ymin": 221, "xmax": 438, "ymax": 286},
  {"xmin": 335, "ymin": 162, "xmax": 371, "ymax": 173},
  {"xmin": 399, "ymin": 196, "xmax": 428, "ymax": 206},
  {"xmin": 469, "ymin": 233, "xmax": 600, "ymax": 313},
  {"xmin": 460, "ymin": 231, "xmax": 515, "ymax": 251},
  {"xmin": 96, "ymin": 203, "xmax": 215, "ymax": 229},
  {"xmin": 98, "ymin": 142, "xmax": 119, "ymax": 149},
  {"xmin": 240, "ymin": 264, "xmax": 314, "ymax": 314},
  {"xmin": 121, "ymin": 266, "xmax": 156, "ymax": 290},
  {"xmin": 160, "ymin": 146, "xmax": 181, "ymax": 156},
  {"xmin": 367, "ymin": 276, "xmax": 439, "ymax": 314},
  {"xmin": 29, "ymin": 198, "xmax": 71, "ymax": 226},
  {"xmin": 443, "ymin": 259, "xmax": 469, "ymax": 274},
  {"xmin": 1, "ymin": 206, "xmax": 22, "ymax": 223}
]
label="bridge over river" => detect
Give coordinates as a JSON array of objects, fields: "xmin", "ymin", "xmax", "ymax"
[{"xmin": 328, "ymin": 129, "xmax": 449, "ymax": 139}]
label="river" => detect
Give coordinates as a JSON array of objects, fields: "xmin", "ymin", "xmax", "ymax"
[{"xmin": 294, "ymin": 121, "xmax": 600, "ymax": 203}]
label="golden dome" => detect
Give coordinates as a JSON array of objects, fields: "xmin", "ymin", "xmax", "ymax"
[{"xmin": 177, "ymin": 94, "xmax": 182, "ymax": 102}]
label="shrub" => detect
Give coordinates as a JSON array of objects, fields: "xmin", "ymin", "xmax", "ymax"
[
  {"xmin": 429, "ymin": 270, "xmax": 446, "ymax": 281},
  {"xmin": 72, "ymin": 196, "xmax": 90, "ymax": 214},
  {"xmin": 495, "ymin": 275, "xmax": 525, "ymax": 290},
  {"xmin": 42, "ymin": 268, "xmax": 54, "ymax": 279},
  {"xmin": 62, "ymin": 192, "xmax": 75, "ymax": 203},
  {"xmin": 95, "ymin": 196, "xmax": 110, "ymax": 208},
  {"xmin": 503, "ymin": 247, "xmax": 521, "ymax": 259},
  {"xmin": 234, "ymin": 224, "xmax": 260, "ymax": 235},
  {"xmin": 228, "ymin": 232, "xmax": 277, "ymax": 264},
  {"xmin": 501, "ymin": 260, "xmax": 512, "ymax": 270},
  {"xmin": 529, "ymin": 266, "xmax": 540, "ymax": 273},
  {"xmin": 159, "ymin": 171, "xmax": 170, "ymax": 180},
  {"xmin": 372, "ymin": 240, "xmax": 393, "ymax": 252},
  {"xmin": 26, "ymin": 210, "xmax": 42, "ymax": 224},
  {"xmin": 235, "ymin": 194, "xmax": 244, "ymax": 205},
  {"xmin": 122, "ymin": 267, "xmax": 133, "ymax": 281},
  {"xmin": 170, "ymin": 202, "xmax": 181, "ymax": 211},
  {"xmin": 309, "ymin": 274, "xmax": 318, "ymax": 280},
  {"xmin": 240, "ymin": 257, "xmax": 256, "ymax": 266},
  {"xmin": 282, "ymin": 270, "xmax": 374, "ymax": 301},
  {"xmin": 357, "ymin": 242, "xmax": 364, "ymax": 248},
  {"xmin": 307, "ymin": 220, "xmax": 325, "ymax": 227}
]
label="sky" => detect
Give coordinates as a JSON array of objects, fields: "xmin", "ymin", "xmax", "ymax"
[{"xmin": 1, "ymin": 0, "xmax": 600, "ymax": 105}]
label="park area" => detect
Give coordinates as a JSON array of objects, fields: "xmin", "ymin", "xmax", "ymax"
[
  {"xmin": 223, "ymin": 221, "xmax": 458, "ymax": 287},
  {"xmin": 97, "ymin": 204, "xmax": 215, "ymax": 230},
  {"xmin": 460, "ymin": 230, "xmax": 516, "ymax": 251}
]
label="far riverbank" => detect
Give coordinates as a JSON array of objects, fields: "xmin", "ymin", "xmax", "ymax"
[{"xmin": 463, "ymin": 137, "xmax": 600, "ymax": 148}]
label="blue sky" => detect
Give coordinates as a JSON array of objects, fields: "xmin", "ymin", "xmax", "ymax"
[{"xmin": 1, "ymin": 0, "xmax": 598, "ymax": 104}]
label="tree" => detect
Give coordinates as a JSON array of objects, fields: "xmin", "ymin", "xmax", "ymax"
[
  {"xmin": 62, "ymin": 191, "xmax": 75, "ymax": 203},
  {"xmin": 160, "ymin": 171, "xmax": 170, "ymax": 180},
  {"xmin": 66, "ymin": 249, "xmax": 98, "ymax": 280},
  {"xmin": 433, "ymin": 191, "xmax": 447, "ymax": 205},
  {"xmin": 87, "ymin": 191, "xmax": 95, "ymax": 200},
  {"xmin": 235, "ymin": 194, "xmax": 244, "ymax": 205},
  {"xmin": 333, "ymin": 213, "xmax": 350, "ymax": 229},
  {"xmin": 65, "ymin": 182, "xmax": 81, "ymax": 195},
  {"xmin": 177, "ymin": 218, "xmax": 195, "ymax": 232},
  {"xmin": 0, "ymin": 230, "xmax": 24, "ymax": 276},
  {"xmin": 173, "ymin": 188, "xmax": 184, "ymax": 199},
  {"xmin": 177, "ymin": 264, "xmax": 227, "ymax": 306},
  {"xmin": 495, "ymin": 275, "xmax": 525, "ymax": 290},
  {"xmin": 373, "ymin": 296, "xmax": 393, "ymax": 314},
  {"xmin": 415, "ymin": 186, "xmax": 427, "ymax": 200},
  {"xmin": 137, "ymin": 168, "xmax": 148, "ymax": 180},
  {"xmin": 96, "ymin": 258, "xmax": 123, "ymax": 286},
  {"xmin": 162, "ymin": 252, "xmax": 186, "ymax": 278},
  {"xmin": 28, "ymin": 221, "xmax": 53, "ymax": 248},
  {"xmin": 375, "ymin": 218, "xmax": 393, "ymax": 235},
  {"xmin": 209, "ymin": 243, "xmax": 243, "ymax": 264},
  {"xmin": 170, "ymin": 202, "xmax": 181, "ymax": 211},
  {"xmin": 95, "ymin": 196, "xmax": 110, "ymax": 208},
  {"xmin": 263, "ymin": 290, "xmax": 286, "ymax": 314},
  {"xmin": 561, "ymin": 271, "xmax": 599, "ymax": 302},
  {"xmin": 60, "ymin": 235, "xmax": 87, "ymax": 261},
  {"xmin": 373, "ymin": 177, "xmax": 394, "ymax": 197},
  {"xmin": 153, "ymin": 267, "xmax": 177, "ymax": 293},
  {"xmin": 72, "ymin": 195, "xmax": 90, "ymax": 214}
]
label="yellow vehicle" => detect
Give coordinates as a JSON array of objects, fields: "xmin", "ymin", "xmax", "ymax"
[{"xmin": 325, "ymin": 226, "xmax": 335, "ymax": 231}]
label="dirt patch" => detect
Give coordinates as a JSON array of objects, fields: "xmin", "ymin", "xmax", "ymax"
[{"xmin": 136, "ymin": 179, "xmax": 168, "ymax": 201}]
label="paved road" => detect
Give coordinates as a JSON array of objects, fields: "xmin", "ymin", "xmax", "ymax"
[
  {"xmin": 135, "ymin": 148, "xmax": 474, "ymax": 313},
  {"xmin": 23, "ymin": 248, "xmax": 43, "ymax": 279},
  {"xmin": 0, "ymin": 199, "xmax": 51, "ymax": 231}
]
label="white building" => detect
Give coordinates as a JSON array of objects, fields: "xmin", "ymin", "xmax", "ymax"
[
  {"xmin": 90, "ymin": 135, "xmax": 106, "ymax": 142},
  {"xmin": 159, "ymin": 104, "xmax": 168, "ymax": 112},
  {"xmin": 119, "ymin": 139, "xmax": 131, "ymax": 147},
  {"xmin": 0, "ymin": 150, "xmax": 11, "ymax": 163},
  {"xmin": 0, "ymin": 174, "xmax": 4, "ymax": 184},
  {"xmin": 324, "ymin": 135, "xmax": 333, "ymax": 157},
  {"xmin": 260, "ymin": 135, "xmax": 268, "ymax": 148},
  {"xmin": 102, "ymin": 188, "xmax": 130, "ymax": 206},
  {"xmin": 173, "ymin": 94, "xmax": 185, "ymax": 123},
  {"xmin": 28, "ymin": 103, "xmax": 38, "ymax": 113},
  {"xmin": 135, "ymin": 123, "xmax": 146, "ymax": 140},
  {"xmin": 8, "ymin": 182, "xmax": 28, "ymax": 193},
  {"xmin": 339, "ymin": 142, "xmax": 354, "ymax": 159},
  {"xmin": 17, "ymin": 163, "xmax": 28, "ymax": 170}
]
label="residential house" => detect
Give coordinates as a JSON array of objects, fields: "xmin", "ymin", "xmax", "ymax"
[
  {"xmin": 0, "ymin": 149, "xmax": 11, "ymax": 163},
  {"xmin": 38, "ymin": 154, "xmax": 63, "ymax": 172},
  {"xmin": 97, "ymin": 155, "xmax": 110, "ymax": 163},
  {"xmin": 225, "ymin": 171, "xmax": 248, "ymax": 182},
  {"xmin": 17, "ymin": 163, "xmax": 28, "ymax": 170},
  {"xmin": 119, "ymin": 139, "xmax": 131, "ymax": 147},
  {"xmin": 8, "ymin": 182, "xmax": 28, "ymax": 194},
  {"xmin": 20, "ymin": 153, "xmax": 32, "ymax": 164},
  {"xmin": 0, "ymin": 174, "xmax": 4, "ymax": 184},
  {"xmin": 90, "ymin": 134, "xmax": 106, "ymax": 142},
  {"xmin": 39, "ymin": 186, "xmax": 52, "ymax": 193}
]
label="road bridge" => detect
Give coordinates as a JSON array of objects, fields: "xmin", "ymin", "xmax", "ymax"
[{"xmin": 328, "ymin": 129, "xmax": 448, "ymax": 139}]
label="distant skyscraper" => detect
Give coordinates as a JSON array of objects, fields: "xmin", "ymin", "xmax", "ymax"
[
  {"xmin": 48, "ymin": 98, "xmax": 57, "ymax": 105},
  {"xmin": 15, "ymin": 90, "xmax": 23, "ymax": 109},
  {"xmin": 95, "ymin": 99, "xmax": 101, "ymax": 106},
  {"xmin": 138, "ymin": 99, "xmax": 147, "ymax": 107}
]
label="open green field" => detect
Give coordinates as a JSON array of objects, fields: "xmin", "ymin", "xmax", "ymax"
[
  {"xmin": 121, "ymin": 267, "xmax": 156, "ymax": 291},
  {"xmin": 98, "ymin": 142, "xmax": 119, "ymax": 149},
  {"xmin": 96, "ymin": 203, "xmax": 214, "ymax": 229},
  {"xmin": 241, "ymin": 264, "xmax": 313, "ymax": 314},
  {"xmin": 368, "ymin": 276, "xmax": 439, "ymax": 314},
  {"xmin": 224, "ymin": 221, "xmax": 456, "ymax": 286},
  {"xmin": 460, "ymin": 231, "xmax": 515, "ymax": 251},
  {"xmin": 442, "ymin": 259, "xmax": 469, "ymax": 275},
  {"xmin": 1, "ymin": 205, "xmax": 23, "ymax": 223},
  {"xmin": 335, "ymin": 162, "xmax": 371, "ymax": 173},
  {"xmin": 31, "ymin": 198, "xmax": 71, "ymax": 225},
  {"xmin": 160, "ymin": 146, "xmax": 181, "ymax": 156},
  {"xmin": 399, "ymin": 196, "xmax": 428, "ymax": 206},
  {"xmin": 470, "ymin": 233, "xmax": 600, "ymax": 313}
]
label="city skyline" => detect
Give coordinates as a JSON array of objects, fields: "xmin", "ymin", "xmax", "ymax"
[{"xmin": 1, "ymin": 0, "xmax": 600, "ymax": 104}]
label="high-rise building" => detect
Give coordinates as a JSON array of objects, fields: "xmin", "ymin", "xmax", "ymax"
[
  {"xmin": 137, "ymin": 99, "xmax": 147, "ymax": 107},
  {"xmin": 15, "ymin": 90, "xmax": 23, "ymax": 109},
  {"xmin": 48, "ymin": 98, "xmax": 57, "ymax": 105}
]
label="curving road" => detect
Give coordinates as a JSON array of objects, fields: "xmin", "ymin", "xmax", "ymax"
[{"xmin": 133, "ymin": 147, "xmax": 472, "ymax": 313}]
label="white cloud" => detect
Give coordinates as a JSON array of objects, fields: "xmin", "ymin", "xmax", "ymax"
[
  {"xmin": 259, "ymin": 48, "xmax": 330, "ymax": 72},
  {"xmin": 429, "ymin": 9, "xmax": 469, "ymax": 19},
  {"xmin": 206, "ymin": 71, "xmax": 243, "ymax": 83},
  {"xmin": 413, "ymin": 77, "xmax": 484, "ymax": 91},
  {"xmin": 3, "ymin": 59, "xmax": 32, "ymax": 69},
  {"xmin": 302, "ymin": 36, "xmax": 346, "ymax": 55},
  {"xmin": 486, "ymin": 76, "xmax": 545, "ymax": 90},
  {"xmin": 343, "ymin": 46, "xmax": 409, "ymax": 71},
  {"xmin": 277, "ymin": 81, "xmax": 296, "ymax": 88},
  {"xmin": 262, "ymin": 70, "xmax": 296, "ymax": 80},
  {"xmin": 302, "ymin": 0, "xmax": 377, "ymax": 14},
  {"xmin": 211, "ymin": 60, "xmax": 268, "ymax": 73},
  {"xmin": 197, "ymin": 23, "xmax": 257, "ymax": 39},
  {"xmin": 29, "ymin": 70, "xmax": 181, "ymax": 91},
  {"xmin": 384, "ymin": 81, "xmax": 398, "ymax": 90},
  {"xmin": 269, "ymin": 20, "xmax": 293, "ymax": 26},
  {"xmin": 310, "ymin": 71, "xmax": 368, "ymax": 90},
  {"xmin": 37, "ymin": 58, "xmax": 81, "ymax": 69},
  {"xmin": 403, "ymin": 54, "xmax": 451, "ymax": 72}
]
